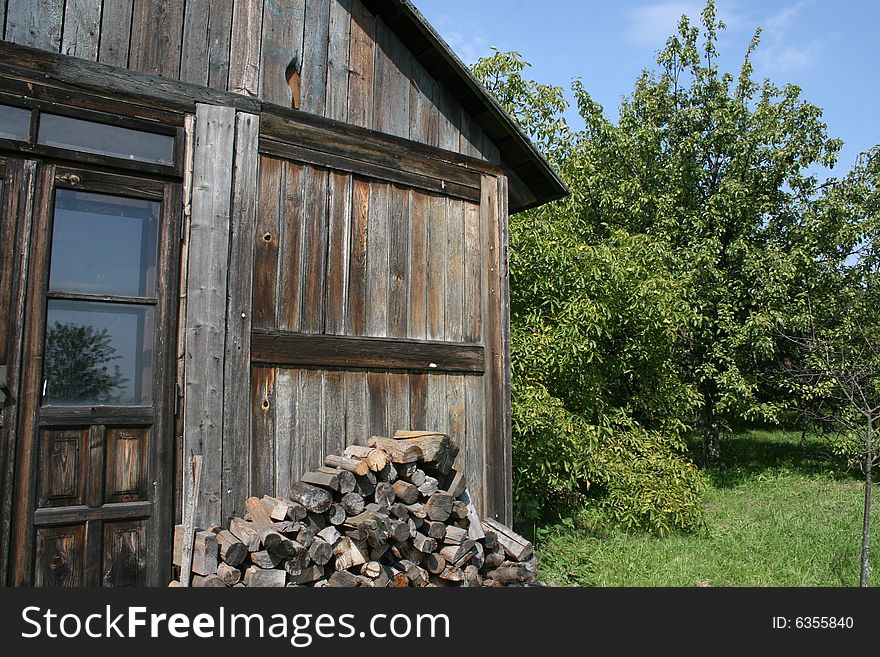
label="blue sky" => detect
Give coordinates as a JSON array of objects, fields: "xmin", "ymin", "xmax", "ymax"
[{"xmin": 417, "ymin": 0, "xmax": 879, "ymax": 177}]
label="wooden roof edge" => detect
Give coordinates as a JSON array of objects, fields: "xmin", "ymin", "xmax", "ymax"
[{"xmin": 375, "ymin": 0, "xmax": 570, "ymax": 213}]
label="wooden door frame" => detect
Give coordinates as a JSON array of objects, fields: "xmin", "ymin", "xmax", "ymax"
[{"xmin": 5, "ymin": 164, "xmax": 180, "ymax": 586}]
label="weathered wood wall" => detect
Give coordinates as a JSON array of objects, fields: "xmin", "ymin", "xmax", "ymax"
[{"xmin": 0, "ymin": 0, "xmax": 500, "ymax": 162}]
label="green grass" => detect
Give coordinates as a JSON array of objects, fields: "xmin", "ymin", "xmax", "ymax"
[{"xmin": 533, "ymin": 429, "xmax": 880, "ymax": 586}]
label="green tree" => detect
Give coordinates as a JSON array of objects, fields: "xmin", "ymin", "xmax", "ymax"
[
  {"xmin": 568, "ymin": 2, "xmax": 841, "ymax": 463},
  {"xmin": 44, "ymin": 322, "xmax": 126, "ymax": 403}
]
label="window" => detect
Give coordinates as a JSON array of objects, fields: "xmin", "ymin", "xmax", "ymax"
[
  {"xmin": 0, "ymin": 104, "xmax": 31, "ymax": 141},
  {"xmin": 42, "ymin": 189, "xmax": 160, "ymax": 406},
  {"xmin": 38, "ymin": 114, "xmax": 174, "ymax": 166}
]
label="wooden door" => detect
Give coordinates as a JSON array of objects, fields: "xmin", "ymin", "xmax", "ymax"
[{"xmin": 6, "ymin": 164, "xmax": 179, "ymax": 586}]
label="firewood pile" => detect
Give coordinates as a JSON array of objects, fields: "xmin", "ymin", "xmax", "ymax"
[{"xmin": 172, "ymin": 431, "xmax": 538, "ymax": 587}]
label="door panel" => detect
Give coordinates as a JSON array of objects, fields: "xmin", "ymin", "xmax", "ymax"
[{"xmin": 7, "ymin": 164, "xmax": 178, "ymax": 586}]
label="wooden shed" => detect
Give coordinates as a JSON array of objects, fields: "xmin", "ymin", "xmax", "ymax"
[{"xmin": 0, "ymin": 0, "xmax": 566, "ymax": 586}]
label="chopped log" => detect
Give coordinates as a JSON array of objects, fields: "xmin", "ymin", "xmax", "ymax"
[
  {"xmin": 417, "ymin": 476, "xmax": 439, "ymax": 497},
  {"xmin": 395, "ymin": 462, "xmax": 417, "ymax": 479},
  {"xmin": 374, "ymin": 481, "xmax": 395, "ymax": 507},
  {"xmin": 168, "ymin": 580, "xmax": 181, "ymax": 587},
  {"xmin": 369, "ymin": 542, "xmax": 390, "ymax": 562},
  {"xmin": 451, "ymin": 500, "xmax": 469, "ymax": 520},
  {"xmin": 326, "ymin": 503, "xmax": 347, "ymax": 526},
  {"xmin": 393, "ymin": 540, "xmax": 424, "ymax": 564},
  {"xmin": 388, "ymin": 571, "xmax": 410, "ymax": 587},
  {"xmin": 344, "ymin": 445, "xmax": 388, "ymax": 472},
  {"xmin": 261, "ymin": 495, "xmax": 291, "ymax": 521},
  {"xmin": 216, "ymin": 562, "xmax": 242, "ymax": 586},
  {"xmin": 289, "ymin": 564, "xmax": 324, "ymax": 585},
  {"xmin": 214, "ymin": 529, "xmax": 247, "ymax": 566},
  {"xmin": 412, "ymin": 532, "xmax": 437, "ymax": 554},
  {"xmin": 229, "ymin": 518, "xmax": 261, "ymax": 552},
  {"xmin": 344, "ymin": 527, "xmax": 367, "ymax": 542},
  {"xmin": 389, "ymin": 520, "xmax": 411, "ymax": 542},
  {"xmin": 445, "ymin": 470, "xmax": 466, "ymax": 499},
  {"xmin": 367, "ymin": 436, "xmax": 422, "ymax": 463},
  {"xmin": 375, "ymin": 462, "xmax": 397, "ymax": 484},
  {"xmin": 285, "ymin": 501, "xmax": 308, "ymax": 521},
  {"xmin": 443, "ymin": 525, "xmax": 468, "ymax": 545},
  {"xmin": 484, "ymin": 565, "xmax": 535, "ymax": 586},
  {"xmin": 317, "ymin": 526, "xmax": 341, "ymax": 546},
  {"xmin": 288, "ymin": 481, "xmax": 333, "ymax": 513},
  {"xmin": 361, "ymin": 561, "xmax": 383, "ymax": 578},
  {"xmin": 389, "ymin": 503, "xmax": 410, "ymax": 520},
  {"xmin": 421, "ymin": 552, "xmax": 446, "ymax": 574},
  {"xmin": 392, "ymin": 431, "xmax": 454, "ymax": 473},
  {"xmin": 440, "ymin": 540, "xmax": 474, "ymax": 566},
  {"xmin": 424, "ymin": 493, "xmax": 454, "ymax": 521},
  {"xmin": 333, "ymin": 536, "xmax": 368, "ymax": 571},
  {"xmin": 482, "ymin": 518, "xmax": 533, "ymax": 561},
  {"xmin": 324, "ymin": 454, "xmax": 370, "ymax": 476},
  {"xmin": 407, "ymin": 518, "xmax": 419, "ymax": 539},
  {"xmin": 409, "ymin": 469, "xmax": 427, "ymax": 487},
  {"xmin": 283, "ymin": 551, "xmax": 310, "ymax": 577},
  {"xmin": 482, "ymin": 530, "xmax": 497, "ymax": 549},
  {"xmin": 439, "ymin": 565, "xmax": 464, "ymax": 582},
  {"xmin": 301, "ymin": 470, "xmax": 339, "ymax": 491},
  {"xmin": 354, "ymin": 471, "xmax": 377, "ymax": 497},
  {"xmin": 303, "ymin": 512, "xmax": 327, "ymax": 532},
  {"xmin": 399, "ymin": 559, "xmax": 428, "ymax": 586},
  {"xmin": 471, "ymin": 542, "xmax": 485, "ymax": 569},
  {"xmin": 483, "ymin": 544, "xmax": 505, "ymax": 569},
  {"xmin": 341, "ymin": 492, "xmax": 365, "ymax": 516},
  {"xmin": 424, "ymin": 520, "xmax": 447, "ymax": 540},
  {"xmin": 192, "ymin": 574, "xmax": 226, "ymax": 587},
  {"xmin": 249, "ymin": 550, "xmax": 282, "ymax": 569},
  {"xmin": 175, "ymin": 526, "xmax": 217, "ymax": 574},
  {"xmin": 243, "ymin": 566, "xmax": 286, "ymax": 587},
  {"xmin": 317, "ymin": 466, "xmax": 356, "ymax": 494},
  {"xmin": 404, "ymin": 502, "xmax": 426, "ymax": 519},
  {"xmin": 296, "ymin": 526, "xmax": 315, "ymax": 549},
  {"xmin": 309, "ymin": 538, "xmax": 334, "ymax": 565},
  {"xmin": 463, "ymin": 564, "xmax": 482, "ymax": 587},
  {"xmin": 392, "ymin": 480, "xmax": 420, "ymax": 504}
]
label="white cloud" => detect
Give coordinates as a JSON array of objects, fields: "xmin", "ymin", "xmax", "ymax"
[
  {"xmin": 625, "ymin": 1, "xmax": 704, "ymax": 48},
  {"xmin": 755, "ymin": 2, "xmax": 822, "ymax": 73}
]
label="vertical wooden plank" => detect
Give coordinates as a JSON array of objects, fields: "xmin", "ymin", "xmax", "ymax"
[
  {"xmin": 481, "ymin": 135, "xmax": 501, "ymax": 165},
  {"xmin": 498, "ymin": 175, "xmax": 513, "ymax": 524},
  {"xmin": 425, "ymin": 195, "xmax": 446, "ymax": 340},
  {"xmin": 300, "ymin": 166, "xmax": 329, "ymax": 334},
  {"xmin": 344, "ymin": 371, "xmax": 367, "ymax": 446},
  {"xmin": 251, "ymin": 367, "xmax": 276, "ymax": 498},
  {"xmin": 205, "ymin": 0, "xmax": 234, "ymax": 90},
  {"xmin": 229, "ymin": 0, "xmax": 264, "ymax": 97},
  {"xmin": 409, "ymin": 373, "xmax": 427, "ymax": 431},
  {"xmin": 323, "ymin": 371, "xmax": 345, "ymax": 457},
  {"xmin": 459, "ymin": 109, "xmax": 483, "ymax": 159},
  {"xmin": 5, "ymin": 0, "xmax": 63, "ymax": 51},
  {"xmin": 480, "ymin": 173, "xmax": 510, "ymax": 523},
  {"xmin": 61, "ymin": 0, "xmax": 101, "ymax": 60},
  {"xmin": 183, "ymin": 103, "xmax": 235, "ymax": 529},
  {"xmin": 388, "ymin": 373, "xmax": 410, "ymax": 435},
  {"xmin": 253, "ymin": 156, "xmax": 281, "ymax": 330},
  {"xmin": 445, "ymin": 199, "xmax": 465, "ymax": 342},
  {"xmin": 300, "ymin": 370, "xmax": 324, "ymax": 475},
  {"xmin": 365, "ymin": 182, "xmax": 389, "ymax": 337},
  {"xmin": 463, "ymin": 200, "xmax": 482, "ymax": 342},
  {"xmin": 300, "ymin": 0, "xmax": 331, "ymax": 115},
  {"xmin": 372, "ymin": 17, "xmax": 410, "ymax": 137},
  {"xmin": 129, "ymin": 0, "xmax": 185, "ymax": 79},
  {"xmin": 181, "ymin": 0, "xmax": 233, "ymax": 88},
  {"xmin": 9, "ymin": 164, "xmax": 55, "ymax": 587},
  {"xmin": 325, "ymin": 172, "xmax": 352, "ymax": 334},
  {"xmin": 409, "ymin": 60, "xmax": 439, "ymax": 147},
  {"xmin": 222, "ymin": 112, "xmax": 260, "ymax": 521},
  {"xmin": 346, "ymin": 177, "xmax": 369, "ymax": 336},
  {"xmin": 388, "ymin": 185, "xmax": 410, "ymax": 338},
  {"xmin": 277, "ymin": 161, "xmax": 304, "ymax": 332},
  {"xmin": 1, "ymin": 0, "xmax": 7, "ymax": 38},
  {"xmin": 446, "ymin": 374, "xmax": 466, "ymax": 467},
  {"xmin": 274, "ymin": 368, "xmax": 297, "ymax": 499},
  {"xmin": 325, "ymin": 0, "xmax": 351, "ymax": 122},
  {"xmin": 425, "ymin": 373, "xmax": 447, "ymax": 436},
  {"xmin": 367, "ymin": 371, "xmax": 388, "ymax": 438},
  {"xmin": 408, "ymin": 190, "xmax": 428, "ymax": 340},
  {"xmin": 346, "ymin": 0, "xmax": 374, "ymax": 129},
  {"xmin": 97, "ymin": 0, "xmax": 133, "ymax": 67},
  {"xmin": 464, "ymin": 374, "xmax": 485, "ymax": 514},
  {"xmin": 436, "ymin": 84, "xmax": 461, "ymax": 152},
  {"xmin": 260, "ymin": 0, "xmax": 305, "ymax": 107}
]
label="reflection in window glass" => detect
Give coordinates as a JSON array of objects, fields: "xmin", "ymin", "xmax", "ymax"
[
  {"xmin": 38, "ymin": 113, "xmax": 174, "ymax": 165},
  {"xmin": 43, "ymin": 300, "xmax": 153, "ymax": 406},
  {"xmin": 49, "ymin": 190, "xmax": 159, "ymax": 297},
  {"xmin": 0, "ymin": 104, "xmax": 31, "ymax": 141}
]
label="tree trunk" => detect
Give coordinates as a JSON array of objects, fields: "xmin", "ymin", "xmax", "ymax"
[
  {"xmin": 860, "ymin": 417, "xmax": 873, "ymax": 587},
  {"xmin": 699, "ymin": 383, "xmax": 721, "ymax": 466}
]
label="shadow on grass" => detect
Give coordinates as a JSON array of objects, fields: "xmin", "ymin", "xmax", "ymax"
[{"xmin": 687, "ymin": 429, "xmax": 855, "ymax": 489}]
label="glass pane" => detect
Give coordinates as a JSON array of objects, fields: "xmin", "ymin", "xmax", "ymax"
[
  {"xmin": 49, "ymin": 189, "xmax": 159, "ymax": 297},
  {"xmin": 43, "ymin": 300, "xmax": 153, "ymax": 406},
  {"xmin": 38, "ymin": 113, "xmax": 174, "ymax": 165},
  {"xmin": 0, "ymin": 104, "xmax": 31, "ymax": 140}
]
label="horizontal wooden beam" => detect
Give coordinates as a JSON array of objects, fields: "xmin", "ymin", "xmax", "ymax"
[
  {"xmin": 34, "ymin": 501, "xmax": 152, "ymax": 526},
  {"xmin": 251, "ymin": 330, "xmax": 484, "ymax": 374},
  {"xmin": 39, "ymin": 406, "xmax": 154, "ymax": 426}
]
